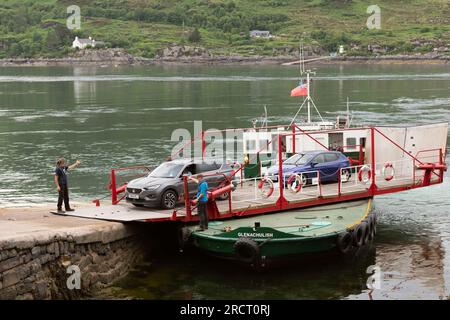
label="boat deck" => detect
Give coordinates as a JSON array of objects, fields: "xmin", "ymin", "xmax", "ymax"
[
  {"xmin": 191, "ymin": 198, "xmax": 372, "ymax": 239},
  {"xmin": 54, "ymin": 203, "xmax": 187, "ymax": 222},
  {"xmin": 54, "ymin": 171, "xmax": 437, "ymax": 223},
  {"xmin": 217, "ymin": 172, "xmax": 434, "ymax": 214}
]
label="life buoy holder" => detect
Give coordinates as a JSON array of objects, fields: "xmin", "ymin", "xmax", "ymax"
[
  {"xmin": 258, "ymin": 177, "xmax": 274, "ymax": 198},
  {"xmin": 358, "ymin": 165, "xmax": 372, "ymax": 184},
  {"xmin": 287, "ymin": 174, "xmax": 303, "ymax": 194},
  {"xmin": 382, "ymin": 162, "xmax": 395, "ymax": 181}
]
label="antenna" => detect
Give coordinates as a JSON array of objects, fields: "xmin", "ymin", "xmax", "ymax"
[
  {"xmin": 346, "ymin": 97, "xmax": 350, "ymax": 128},
  {"xmin": 289, "ymin": 39, "xmax": 325, "ymax": 125},
  {"xmin": 261, "ymin": 105, "xmax": 268, "ymax": 129},
  {"xmin": 299, "ymin": 41, "xmax": 305, "ymax": 76}
]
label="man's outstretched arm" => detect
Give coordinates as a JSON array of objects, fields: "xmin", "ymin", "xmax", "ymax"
[{"xmin": 68, "ymin": 160, "xmax": 81, "ymax": 170}]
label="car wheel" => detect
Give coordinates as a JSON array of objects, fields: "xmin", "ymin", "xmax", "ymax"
[
  {"xmin": 133, "ymin": 204, "xmax": 144, "ymax": 207},
  {"xmin": 161, "ymin": 190, "xmax": 177, "ymax": 209}
]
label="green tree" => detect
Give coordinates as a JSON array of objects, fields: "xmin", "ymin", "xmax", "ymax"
[{"xmin": 188, "ymin": 28, "xmax": 201, "ymax": 43}]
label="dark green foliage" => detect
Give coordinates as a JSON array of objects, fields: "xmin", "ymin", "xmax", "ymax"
[
  {"xmin": 0, "ymin": 0, "xmax": 446, "ymax": 59},
  {"xmin": 188, "ymin": 28, "xmax": 201, "ymax": 43}
]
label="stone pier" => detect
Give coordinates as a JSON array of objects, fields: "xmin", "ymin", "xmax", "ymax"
[{"xmin": 0, "ymin": 205, "xmax": 144, "ymax": 299}]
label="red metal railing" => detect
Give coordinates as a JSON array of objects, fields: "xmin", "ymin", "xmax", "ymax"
[
  {"xmin": 177, "ymin": 127, "xmax": 445, "ymax": 222},
  {"xmin": 109, "ymin": 165, "xmax": 151, "ymax": 205},
  {"xmin": 102, "ymin": 125, "xmax": 446, "ymax": 224}
]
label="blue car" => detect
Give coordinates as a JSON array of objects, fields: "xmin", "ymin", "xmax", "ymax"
[{"xmin": 265, "ymin": 150, "xmax": 351, "ymax": 186}]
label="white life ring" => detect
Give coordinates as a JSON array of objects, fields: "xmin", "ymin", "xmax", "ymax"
[
  {"xmin": 287, "ymin": 174, "xmax": 303, "ymax": 193},
  {"xmin": 358, "ymin": 165, "xmax": 372, "ymax": 184},
  {"xmin": 258, "ymin": 177, "xmax": 274, "ymax": 198},
  {"xmin": 382, "ymin": 162, "xmax": 395, "ymax": 181}
]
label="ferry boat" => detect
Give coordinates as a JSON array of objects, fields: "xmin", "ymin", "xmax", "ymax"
[{"xmin": 56, "ymin": 61, "xmax": 448, "ymax": 267}]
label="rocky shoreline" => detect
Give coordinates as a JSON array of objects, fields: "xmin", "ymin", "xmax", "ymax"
[{"xmin": 0, "ymin": 48, "xmax": 449, "ymax": 67}]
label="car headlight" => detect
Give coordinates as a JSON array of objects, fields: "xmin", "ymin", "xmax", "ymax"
[{"xmin": 144, "ymin": 185, "xmax": 160, "ymax": 191}]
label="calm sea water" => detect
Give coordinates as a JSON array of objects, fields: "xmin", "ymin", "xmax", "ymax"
[{"xmin": 0, "ymin": 64, "xmax": 449, "ymax": 299}]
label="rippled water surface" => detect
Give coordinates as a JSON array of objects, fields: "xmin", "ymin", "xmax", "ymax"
[{"xmin": 0, "ymin": 64, "xmax": 449, "ymax": 299}]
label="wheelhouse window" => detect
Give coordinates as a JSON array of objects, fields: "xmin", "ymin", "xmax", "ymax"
[
  {"xmin": 346, "ymin": 137, "xmax": 357, "ymax": 149},
  {"xmin": 246, "ymin": 140, "xmax": 256, "ymax": 152}
]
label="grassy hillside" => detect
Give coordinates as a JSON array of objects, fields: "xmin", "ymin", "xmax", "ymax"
[{"xmin": 0, "ymin": 0, "xmax": 449, "ymax": 59}]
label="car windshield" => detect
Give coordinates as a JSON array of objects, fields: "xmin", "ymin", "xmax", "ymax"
[
  {"xmin": 149, "ymin": 162, "xmax": 184, "ymax": 178},
  {"xmin": 284, "ymin": 153, "xmax": 313, "ymax": 165},
  {"xmin": 284, "ymin": 153, "xmax": 311, "ymax": 165}
]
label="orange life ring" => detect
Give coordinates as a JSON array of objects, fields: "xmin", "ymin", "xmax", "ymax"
[
  {"xmin": 287, "ymin": 174, "xmax": 303, "ymax": 193},
  {"xmin": 382, "ymin": 162, "xmax": 395, "ymax": 181},
  {"xmin": 258, "ymin": 177, "xmax": 274, "ymax": 198},
  {"xmin": 358, "ymin": 165, "xmax": 372, "ymax": 184}
]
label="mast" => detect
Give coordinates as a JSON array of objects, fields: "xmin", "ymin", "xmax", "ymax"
[
  {"xmin": 307, "ymin": 71, "xmax": 311, "ymax": 123},
  {"xmin": 289, "ymin": 41, "xmax": 324, "ymax": 126}
]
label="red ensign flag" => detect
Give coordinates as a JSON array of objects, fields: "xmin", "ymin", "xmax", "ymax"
[{"xmin": 291, "ymin": 83, "xmax": 308, "ymax": 97}]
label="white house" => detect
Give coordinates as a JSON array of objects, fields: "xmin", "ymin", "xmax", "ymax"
[
  {"xmin": 250, "ymin": 30, "xmax": 272, "ymax": 38},
  {"xmin": 72, "ymin": 36, "xmax": 97, "ymax": 49}
]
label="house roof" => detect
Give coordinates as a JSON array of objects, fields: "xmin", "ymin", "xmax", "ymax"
[{"xmin": 76, "ymin": 38, "xmax": 94, "ymax": 44}]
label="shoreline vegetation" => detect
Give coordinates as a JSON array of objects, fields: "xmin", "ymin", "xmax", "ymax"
[
  {"xmin": 1, "ymin": 49, "xmax": 449, "ymax": 67},
  {"xmin": 1, "ymin": 1, "xmax": 449, "ymax": 67}
]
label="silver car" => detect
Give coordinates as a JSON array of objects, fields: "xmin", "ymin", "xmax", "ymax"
[{"xmin": 125, "ymin": 159, "xmax": 234, "ymax": 209}]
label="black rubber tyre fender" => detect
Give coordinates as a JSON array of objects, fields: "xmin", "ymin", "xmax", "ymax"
[
  {"xmin": 336, "ymin": 232, "xmax": 353, "ymax": 255},
  {"xmin": 177, "ymin": 227, "xmax": 192, "ymax": 251},
  {"xmin": 233, "ymin": 238, "xmax": 260, "ymax": 264},
  {"xmin": 179, "ymin": 227, "xmax": 192, "ymax": 243},
  {"xmin": 367, "ymin": 215, "xmax": 376, "ymax": 240},
  {"xmin": 352, "ymin": 222, "xmax": 367, "ymax": 247},
  {"xmin": 371, "ymin": 213, "xmax": 377, "ymax": 236},
  {"xmin": 361, "ymin": 221, "xmax": 370, "ymax": 245}
]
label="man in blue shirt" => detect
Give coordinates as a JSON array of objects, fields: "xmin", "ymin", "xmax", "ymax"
[
  {"xmin": 54, "ymin": 158, "xmax": 81, "ymax": 213},
  {"xmin": 189, "ymin": 174, "xmax": 209, "ymax": 230}
]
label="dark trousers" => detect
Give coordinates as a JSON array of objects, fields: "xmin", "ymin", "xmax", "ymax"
[
  {"xmin": 198, "ymin": 202, "xmax": 209, "ymax": 229},
  {"xmin": 57, "ymin": 184, "xmax": 70, "ymax": 210}
]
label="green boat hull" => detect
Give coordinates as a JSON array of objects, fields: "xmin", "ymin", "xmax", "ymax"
[
  {"xmin": 188, "ymin": 198, "xmax": 375, "ymax": 266},
  {"xmin": 193, "ymin": 228, "xmax": 338, "ymax": 258}
]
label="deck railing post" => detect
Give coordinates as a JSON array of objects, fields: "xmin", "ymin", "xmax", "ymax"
[
  {"xmin": 370, "ymin": 127, "xmax": 377, "ymax": 194},
  {"xmin": 338, "ymin": 168, "xmax": 341, "ymax": 196},
  {"xmin": 111, "ymin": 169, "xmax": 117, "ymax": 205},
  {"xmin": 201, "ymin": 130, "xmax": 206, "ymax": 160},
  {"xmin": 227, "ymin": 180, "xmax": 232, "ymax": 213},
  {"xmin": 183, "ymin": 175, "xmax": 192, "ymax": 219},
  {"xmin": 318, "ymin": 171, "xmax": 322, "ymax": 197},
  {"xmin": 359, "ymin": 144, "xmax": 363, "ymax": 165},
  {"xmin": 278, "ymin": 134, "xmax": 284, "ymax": 207},
  {"xmin": 292, "ymin": 124, "xmax": 296, "ymax": 154}
]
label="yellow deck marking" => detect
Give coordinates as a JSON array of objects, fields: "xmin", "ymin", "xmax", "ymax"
[{"xmin": 346, "ymin": 198, "xmax": 373, "ymax": 230}]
